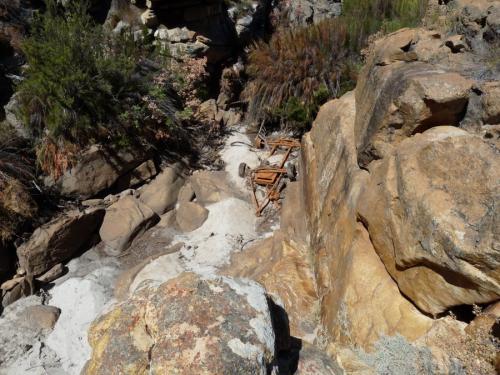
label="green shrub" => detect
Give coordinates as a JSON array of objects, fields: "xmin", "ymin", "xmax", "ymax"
[
  {"xmin": 16, "ymin": 0, "xmax": 178, "ymax": 176},
  {"xmin": 244, "ymin": 0, "xmax": 428, "ymax": 130}
]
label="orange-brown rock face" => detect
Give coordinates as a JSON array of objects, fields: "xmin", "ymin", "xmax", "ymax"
[
  {"xmin": 358, "ymin": 127, "xmax": 500, "ymax": 315},
  {"xmin": 300, "ymin": 92, "xmax": 433, "ymax": 350},
  {"xmin": 297, "ymin": 5, "xmax": 500, "ymax": 357},
  {"xmin": 224, "ymin": 233, "xmax": 319, "ymax": 341},
  {"xmin": 353, "ymin": 27, "xmax": 497, "ymax": 166}
]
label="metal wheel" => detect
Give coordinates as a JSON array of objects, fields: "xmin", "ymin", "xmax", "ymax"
[
  {"xmin": 238, "ymin": 162, "xmax": 248, "ymax": 178},
  {"xmin": 254, "ymin": 136, "xmax": 264, "ymax": 149},
  {"xmin": 277, "ymin": 179, "xmax": 287, "ymax": 193},
  {"xmin": 285, "ymin": 163, "xmax": 297, "ymax": 181}
]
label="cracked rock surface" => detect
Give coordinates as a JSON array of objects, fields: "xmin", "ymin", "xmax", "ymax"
[{"xmin": 83, "ymin": 272, "xmax": 276, "ymax": 375}]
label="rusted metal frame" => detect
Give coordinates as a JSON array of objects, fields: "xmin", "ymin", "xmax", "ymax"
[
  {"xmin": 253, "ymin": 168, "xmax": 286, "ymax": 186},
  {"xmin": 250, "ymin": 137, "xmax": 301, "ymax": 216},
  {"xmin": 250, "ymin": 175, "xmax": 260, "ymax": 214},
  {"xmin": 279, "ymin": 146, "xmax": 293, "ymax": 169},
  {"xmin": 255, "ymin": 168, "xmax": 286, "ymax": 216}
]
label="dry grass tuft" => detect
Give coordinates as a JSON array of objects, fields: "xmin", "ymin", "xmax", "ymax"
[
  {"xmin": 243, "ymin": 0, "xmax": 428, "ymax": 130},
  {"xmin": 243, "ymin": 18, "xmax": 350, "ymax": 129}
]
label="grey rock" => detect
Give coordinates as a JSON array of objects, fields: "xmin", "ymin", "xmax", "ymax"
[
  {"xmin": 47, "ymin": 145, "xmax": 148, "ymax": 199},
  {"xmin": 1, "ymin": 277, "xmax": 32, "ymax": 307},
  {"xmin": 138, "ymin": 165, "xmax": 185, "ymax": 215},
  {"xmin": 20, "ymin": 305, "xmax": 61, "ymax": 331},
  {"xmin": 176, "ymin": 202, "xmax": 209, "ymax": 232},
  {"xmin": 167, "ymin": 27, "xmax": 196, "ymax": 43},
  {"xmin": 36, "ymin": 263, "xmax": 66, "ymax": 283},
  {"xmin": 100, "ymin": 196, "xmax": 159, "ymax": 256},
  {"xmin": 177, "ymin": 182, "xmax": 196, "ymax": 202},
  {"xmin": 287, "ymin": 0, "xmax": 342, "ymax": 25},
  {"xmin": 3, "ymin": 94, "xmax": 30, "ymax": 139},
  {"xmin": 17, "ymin": 208, "xmax": 105, "ymax": 277}
]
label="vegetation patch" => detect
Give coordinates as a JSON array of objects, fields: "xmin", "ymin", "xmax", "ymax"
[
  {"xmin": 0, "ymin": 124, "xmax": 36, "ymax": 244},
  {"xmin": 243, "ymin": 0, "xmax": 428, "ymax": 130},
  {"xmin": 357, "ymin": 335, "xmax": 436, "ymax": 375},
  {"xmin": 16, "ymin": 0, "xmax": 180, "ymax": 177}
]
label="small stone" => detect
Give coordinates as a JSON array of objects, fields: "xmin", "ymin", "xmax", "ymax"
[
  {"xmin": 157, "ymin": 210, "xmax": 177, "ymax": 228},
  {"xmin": 196, "ymin": 35, "xmax": 211, "ymax": 44},
  {"xmin": 104, "ymin": 194, "xmax": 119, "ymax": 205},
  {"xmin": 177, "ymin": 182, "xmax": 195, "ymax": 202},
  {"xmin": 1, "ymin": 278, "xmax": 32, "ymax": 307},
  {"xmin": 1, "ymin": 276, "xmax": 24, "ymax": 291},
  {"xmin": 118, "ymin": 189, "xmax": 135, "ymax": 198},
  {"xmin": 16, "ymin": 268, "xmax": 26, "ymax": 276},
  {"xmin": 154, "ymin": 25, "xmax": 169, "ymax": 40},
  {"xmin": 176, "ymin": 202, "xmax": 209, "ymax": 232},
  {"xmin": 82, "ymin": 199, "xmax": 104, "ymax": 207},
  {"xmin": 21, "ymin": 305, "xmax": 61, "ymax": 331},
  {"xmin": 36, "ymin": 263, "xmax": 66, "ymax": 283},
  {"xmin": 167, "ymin": 27, "xmax": 196, "ymax": 43},
  {"xmin": 140, "ymin": 9, "xmax": 158, "ymax": 28},
  {"xmin": 445, "ymin": 34, "xmax": 466, "ymax": 53}
]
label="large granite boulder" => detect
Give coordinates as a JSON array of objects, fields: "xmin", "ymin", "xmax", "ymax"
[
  {"xmin": 189, "ymin": 170, "xmax": 239, "ymax": 204},
  {"xmin": 17, "ymin": 208, "xmax": 105, "ymax": 277},
  {"xmin": 100, "ymin": 196, "xmax": 159, "ymax": 256},
  {"xmin": 46, "ymin": 145, "xmax": 148, "ymax": 199},
  {"xmin": 225, "ymin": 234, "xmax": 319, "ymax": 340},
  {"xmin": 175, "ymin": 201, "xmax": 209, "ymax": 232},
  {"xmin": 358, "ymin": 127, "xmax": 500, "ymax": 315},
  {"xmin": 83, "ymin": 272, "xmax": 276, "ymax": 374},
  {"xmin": 352, "ymin": 27, "xmax": 493, "ymax": 165},
  {"xmin": 323, "ymin": 222, "xmax": 433, "ymax": 348},
  {"xmin": 301, "ymin": 93, "xmax": 433, "ymax": 348},
  {"xmin": 138, "ymin": 165, "xmax": 185, "ymax": 215}
]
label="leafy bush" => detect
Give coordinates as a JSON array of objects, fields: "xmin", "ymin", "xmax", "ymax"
[
  {"xmin": 243, "ymin": 0, "xmax": 428, "ymax": 130},
  {"xmin": 16, "ymin": 0, "xmax": 179, "ymax": 177}
]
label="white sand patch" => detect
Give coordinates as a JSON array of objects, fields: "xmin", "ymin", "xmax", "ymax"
[
  {"xmin": 131, "ymin": 197, "xmax": 257, "ymax": 293},
  {"xmin": 129, "ymin": 252, "xmax": 184, "ymax": 294},
  {"xmin": 46, "ymin": 266, "xmax": 118, "ymax": 375},
  {"xmin": 220, "ymin": 130, "xmax": 261, "ymax": 191},
  {"xmin": 179, "ymin": 197, "xmax": 257, "ymax": 274}
]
